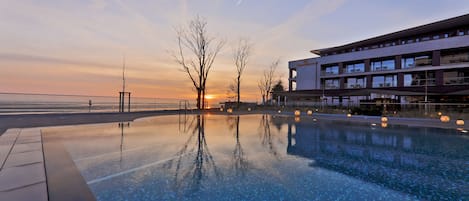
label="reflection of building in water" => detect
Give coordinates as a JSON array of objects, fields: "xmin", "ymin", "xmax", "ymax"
[{"xmin": 286, "ymin": 119, "xmax": 468, "ymax": 200}]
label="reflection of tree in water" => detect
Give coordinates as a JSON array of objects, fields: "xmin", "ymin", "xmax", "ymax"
[
  {"xmin": 163, "ymin": 115, "xmax": 220, "ymax": 196},
  {"xmin": 226, "ymin": 115, "xmax": 250, "ymax": 177},
  {"xmin": 258, "ymin": 114, "xmax": 279, "ymax": 158}
]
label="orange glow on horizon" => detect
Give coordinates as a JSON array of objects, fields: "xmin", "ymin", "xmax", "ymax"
[{"xmin": 204, "ymin": 94, "xmax": 215, "ymax": 100}]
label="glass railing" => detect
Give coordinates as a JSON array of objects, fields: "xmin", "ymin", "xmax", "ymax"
[
  {"xmin": 405, "ymin": 78, "xmax": 437, "ymax": 86},
  {"xmin": 321, "ymin": 71, "xmax": 339, "ymax": 76},
  {"xmin": 444, "ymin": 76, "xmax": 469, "ymax": 85}
]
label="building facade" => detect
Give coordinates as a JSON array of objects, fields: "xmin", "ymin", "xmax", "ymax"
[{"xmin": 284, "ymin": 14, "xmax": 469, "ymax": 107}]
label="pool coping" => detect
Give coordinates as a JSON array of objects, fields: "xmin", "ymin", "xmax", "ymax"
[{"xmin": 42, "ymin": 130, "xmax": 96, "ymax": 201}]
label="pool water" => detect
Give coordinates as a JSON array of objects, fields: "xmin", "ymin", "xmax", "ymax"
[{"xmin": 43, "ymin": 114, "xmax": 469, "ymax": 201}]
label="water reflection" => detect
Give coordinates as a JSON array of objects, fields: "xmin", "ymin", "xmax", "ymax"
[
  {"xmin": 227, "ymin": 115, "xmax": 250, "ymax": 177},
  {"xmin": 117, "ymin": 122, "xmax": 130, "ymax": 167},
  {"xmin": 258, "ymin": 114, "xmax": 279, "ymax": 158},
  {"xmin": 165, "ymin": 115, "xmax": 220, "ymax": 195},
  {"xmin": 286, "ymin": 117, "xmax": 469, "ymax": 200}
]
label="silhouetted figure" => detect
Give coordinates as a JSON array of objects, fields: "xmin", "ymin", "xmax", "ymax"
[{"xmin": 88, "ymin": 99, "xmax": 92, "ymax": 112}]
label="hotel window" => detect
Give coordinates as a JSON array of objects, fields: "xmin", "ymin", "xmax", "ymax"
[
  {"xmin": 404, "ymin": 72, "xmax": 436, "ymax": 86},
  {"xmin": 346, "ymin": 77, "xmax": 366, "ymax": 89},
  {"xmin": 444, "ymin": 70, "xmax": 469, "ymax": 85},
  {"xmin": 421, "ymin": 36, "xmax": 430, "ymax": 41},
  {"xmin": 344, "ymin": 63, "xmax": 365, "ymax": 74},
  {"xmin": 371, "ymin": 59, "xmax": 395, "ymax": 71},
  {"xmin": 401, "ymin": 55, "xmax": 432, "ymax": 68},
  {"xmin": 324, "ymin": 79, "xmax": 340, "ymax": 89},
  {"xmin": 322, "ymin": 65, "xmax": 339, "ymax": 75},
  {"xmin": 441, "ymin": 49, "xmax": 469, "ymax": 64},
  {"xmin": 372, "ymin": 75, "xmax": 397, "ymax": 88}
]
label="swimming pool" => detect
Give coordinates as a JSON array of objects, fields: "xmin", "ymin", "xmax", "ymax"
[{"xmin": 42, "ymin": 114, "xmax": 468, "ymax": 201}]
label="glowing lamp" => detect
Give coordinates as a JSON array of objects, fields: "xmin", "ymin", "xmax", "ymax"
[
  {"xmin": 312, "ymin": 118, "xmax": 317, "ymax": 122},
  {"xmin": 347, "ymin": 113, "xmax": 352, "ymax": 118},
  {"xmin": 227, "ymin": 108, "xmax": 233, "ymax": 113},
  {"xmin": 456, "ymin": 119, "xmax": 464, "ymax": 126},
  {"xmin": 294, "ymin": 110, "xmax": 301, "ymax": 116},
  {"xmin": 381, "ymin": 122, "xmax": 388, "ymax": 128},
  {"xmin": 381, "ymin": 116, "xmax": 388, "ymax": 122},
  {"xmin": 440, "ymin": 115, "xmax": 450, "ymax": 123},
  {"xmin": 247, "ymin": 108, "xmax": 251, "ymax": 112},
  {"xmin": 437, "ymin": 112, "xmax": 442, "ymax": 116},
  {"xmin": 219, "ymin": 108, "xmax": 224, "ymax": 112},
  {"xmin": 278, "ymin": 110, "xmax": 282, "ymax": 113},
  {"xmin": 294, "ymin": 117, "xmax": 301, "ymax": 122},
  {"xmin": 307, "ymin": 110, "xmax": 313, "ymax": 115}
]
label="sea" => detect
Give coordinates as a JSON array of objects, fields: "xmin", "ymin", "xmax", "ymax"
[{"xmin": 0, "ymin": 93, "xmax": 195, "ymax": 115}]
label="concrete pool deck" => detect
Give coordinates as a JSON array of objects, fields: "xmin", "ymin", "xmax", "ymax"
[{"xmin": 0, "ymin": 110, "xmax": 467, "ymax": 200}]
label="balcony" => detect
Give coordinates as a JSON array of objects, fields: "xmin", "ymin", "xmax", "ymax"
[
  {"xmin": 444, "ymin": 76, "xmax": 469, "ymax": 85},
  {"xmin": 405, "ymin": 78, "xmax": 437, "ymax": 87}
]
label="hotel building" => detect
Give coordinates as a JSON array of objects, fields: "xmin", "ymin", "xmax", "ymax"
[{"xmin": 284, "ymin": 14, "xmax": 469, "ymax": 106}]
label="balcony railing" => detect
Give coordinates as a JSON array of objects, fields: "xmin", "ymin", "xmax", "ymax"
[
  {"xmin": 321, "ymin": 71, "xmax": 339, "ymax": 76},
  {"xmin": 444, "ymin": 76, "xmax": 469, "ymax": 85},
  {"xmin": 405, "ymin": 78, "xmax": 436, "ymax": 87}
]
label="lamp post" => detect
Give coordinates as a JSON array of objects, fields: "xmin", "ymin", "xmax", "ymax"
[{"xmin": 424, "ymin": 70, "xmax": 428, "ymax": 115}]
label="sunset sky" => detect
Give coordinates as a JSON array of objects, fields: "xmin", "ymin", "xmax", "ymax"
[{"xmin": 1, "ymin": 0, "xmax": 469, "ymax": 103}]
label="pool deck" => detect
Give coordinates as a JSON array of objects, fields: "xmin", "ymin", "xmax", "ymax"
[
  {"xmin": 0, "ymin": 110, "xmax": 467, "ymax": 200},
  {"xmin": 0, "ymin": 128, "xmax": 47, "ymax": 201}
]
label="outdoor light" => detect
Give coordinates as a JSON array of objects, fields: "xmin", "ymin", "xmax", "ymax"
[
  {"xmin": 294, "ymin": 110, "xmax": 301, "ymax": 116},
  {"xmin": 312, "ymin": 118, "xmax": 317, "ymax": 121},
  {"xmin": 294, "ymin": 116, "xmax": 301, "ymax": 122},
  {"xmin": 307, "ymin": 110, "xmax": 313, "ymax": 115},
  {"xmin": 381, "ymin": 122, "xmax": 388, "ymax": 128},
  {"xmin": 437, "ymin": 112, "xmax": 442, "ymax": 116},
  {"xmin": 381, "ymin": 116, "xmax": 388, "ymax": 122},
  {"xmin": 227, "ymin": 108, "xmax": 233, "ymax": 113},
  {"xmin": 440, "ymin": 115, "xmax": 450, "ymax": 123},
  {"xmin": 456, "ymin": 119, "xmax": 464, "ymax": 126},
  {"xmin": 278, "ymin": 110, "xmax": 282, "ymax": 113},
  {"xmin": 220, "ymin": 108, "xmax": 223, "ymax": 112},
  {"xmin": 247, "ymin": 107, "xmax": 251, "ymax": 112},
  {"xmin": 347, "ymin": 113, "xmax": 352, "ymax": 118}
]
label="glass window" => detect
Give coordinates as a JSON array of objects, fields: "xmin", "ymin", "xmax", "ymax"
[
  {"xmin": 373, "ymin": 75, "xmax": 397, "ymax": 88},
  {"xmin": 415, "ymin": 56, "xmax": 431, "ymax": 66},
  {"xmin": 371, "ymin": 61, "xmax": 381, "ymax": 71},
  {"xmin": 382, "ymin": 60, "xmax": 395, "ymax": 70},
  {"xmin": 325, "ymin": 79, "xmax": 340, "ymax": 89},
  {"xmin": 346, "ymin": 77, "xmax": 366, "ymax": 88},
  {"xmin": 402, "ymin": 55, "xmax": 432, "ymax": 68},
  {"xmin": 402, "ymin": 58, "xmax": 414, "ymax": 68},
  {"xmin": 345, "ymin": 63, "xmax": 364, "ymax": 73},
  {"xmin": 324, "ymin": 65, "xmax": 339, "ymax": 75},
  {"xmin": 444, "ymin": 70, "xmax": 469, "ymax": 85},
  {"xmin": 404, "ymin": 72, "xmax": 436, "ymax": 86},
  {"xmin": 372, "ymin": 59, "xmax": 395, "ymax": 71},
  {"xmin": 441, "ymin": 49, "xmax": 469, "ymax": 64},
  {"xmin": 373, "ymin": 76, "xmax": 385, "ymax": 88}
]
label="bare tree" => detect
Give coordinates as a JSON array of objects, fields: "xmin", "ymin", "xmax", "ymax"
[
  {"xmin": 258, "ymin": 59, "xmax": 279, "ymax": 105},
  {"xmin": 173, "ymin": 16, "xmax": 225, "ymax": 109},
  {"xmin": 232, "ymin": 38, "xmax": 252, "ymax": 108}
]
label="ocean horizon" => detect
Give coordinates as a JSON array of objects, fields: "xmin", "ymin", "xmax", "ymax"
[{"xmin": 0, "ymin": 92, "xmax": 195, "ymax": 115}]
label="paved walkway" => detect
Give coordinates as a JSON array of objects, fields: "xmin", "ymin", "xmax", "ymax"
[{"xmin": 0, "ymin": 128, "xmax": 47, "ymax": 201}]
